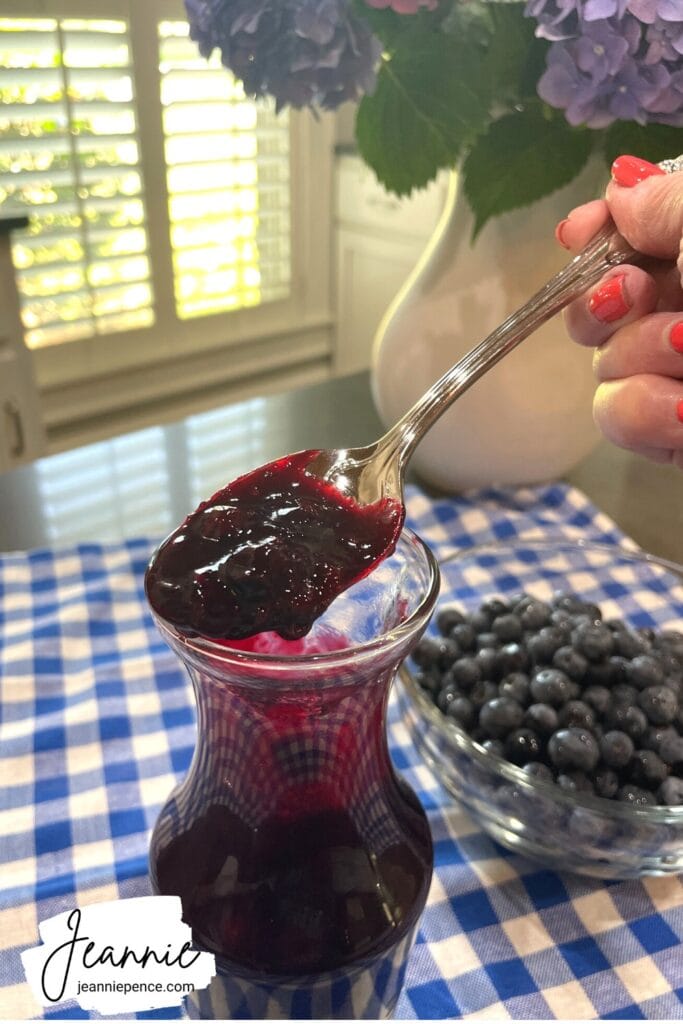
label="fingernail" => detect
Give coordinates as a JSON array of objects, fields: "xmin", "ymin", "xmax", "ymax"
[
  {"xmin": 611, "ymin": 155, "xmax": 666, "ymax": 188},
  {"xmin": 670, "ymin": 322, "xmax": 683, "ymax": 354},
  {"xmin": 555, "ymin": 218, "xmax": 571, "ymax": 249},
  {"xmin": 588, "ymin": 274, "xmax": 630, "ymax": 323},
  {"xmin": 677, "ymin": 399, "xmax": 683, "ymax": 424}
]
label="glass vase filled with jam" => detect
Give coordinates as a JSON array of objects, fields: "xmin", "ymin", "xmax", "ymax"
[{"xmin": 146, "ymin": 452, "xmax": 438, "ymax": 1018}]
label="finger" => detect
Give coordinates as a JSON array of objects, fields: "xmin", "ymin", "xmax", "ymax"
[
  {"xmin": 593, "ymin": 374, "xmax": 683, "ymax": 454},
  {"xmin": 563, "ymin": 266, "xmax": 659, "ymax": 348},
  {"xmin": 555, "ymin": 199, "xmax": 610, "ymax": 252},
  {"xmin": 593, "ymin": 314, "xmax": 683, "ymax": 382},
  {"xmin": 606, "ymin": 161, "xmax": 683, "ymax": 262}
]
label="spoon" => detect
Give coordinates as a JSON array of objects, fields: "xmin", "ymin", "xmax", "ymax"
[{"xmin": 309, "ymin": 154, "xmax": 683, "ymax": 506}]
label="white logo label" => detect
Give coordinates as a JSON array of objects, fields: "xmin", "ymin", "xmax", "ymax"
[{"xmin": 21, "ymin": 896, "xmax": 216, "ymax": 1014}]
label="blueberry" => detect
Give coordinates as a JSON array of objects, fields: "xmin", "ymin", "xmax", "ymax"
[
  {"xmin": 605, "ymin": 703, "xmax": 648, "ymax": 741},
  {"xmin": 504, "ymin": 728, "xmax": 542, "ymax": 765},
  {"xmin": 658, "ymin": 777, "xmax": 683, "ymax": 806},
  {"xmin": 638, "ymin": 685, "xmax": 678, "ymax": 725},
  {"xmin": 527, "ymin": 627, "xmax": 566, "ymax": 665},
  {"xmin": 470, "ymin": 610, "xmax": 492, "ymax": 633},
  {"xmin": 476, "ymin": 631, "xmax": 500, "ymax": 650},
  {"xmin": 530, "ymin": 668, "xmax": 574, "ymax": 707},
  {"xmin": 628, "ymin": 749, "xmax": 669, "ymax": 789},
  {"xmin": 415, "ymin": 670, "xmax": 441, "ymax": 696},
  {"xmin": 451, "ymin": 656, "xmax": 482, "ymax": 690},
  {"xmin": 524, "ymin": 702, "xmax": 559, "ymax": 737},
  {"xmin": 612, "ymin": 684, "xmax": 639, "ymax": 707},
  {"xmin": 626, "ymin": 654, "xmax": 665, "ymax": 690},
  {"xmin": 558, "ymin": 700, "xmax": 596, "ymax": 731},
  {"xmin": 548, "ymin": 728, "xmax": 600, "ymax": 772},
  {"xmin": 552, "ymin": 645, "xmax": 588, "ymax": 681},
  {"xmin": 437, "ymin": 685, "xmax": 458, "ymax": 714},
  {"xmin": 557, "ymin": 771, "xmax": 595, "ymax": 794},
  {"xmin": 594, "ymin": 767, "xmax": 619, "ymax": 799},
  {"xmin": 571, "ymin": 621, "xmax": 614, "ymax": 661},
  {"xmin": 600, "ymin": 730, "xmax": 635, "ymax": 769},
  {"xmin": 642, "ymin": 724, "xmax": 675, "ymax": 753},
  {"xmin": 446, "ymin": 696, "xmax": 476, "ymax": 730},
  {"xmin": 478, "ymin": 697, "xmax": 524, "ymax": 738},
  {"xmin": 658, "ymin": 730, "xmax": 683, "ymax": 768},
  {"xmin": 475, "ymin": 648, "xmax": 500, "ymax": 680},
  {"xmin": 470, "ymin": 679, "xmax": 499, "ymax": 709},
  {"xmin": 436, "ymin": 604, "xmax": 467, "ymax": 635},
  {"xmin": 521, "ymin": 761, "xmax": 554, "ymax": 783},
  {"xmin": 480, "ymin": 738, "xmax": 505, "ymax": 757},
  {"xmin": 481, "ymin": 598, "xmax": 509, "ymax": 620},
  {"xmin": 497, "ymin": 642, "xmax": 529, "ymax": 675},
  {"xmin": 520, "ymin": 600, "xmax": 551, "ymax": 630},
  {"xmin": 452, "ymin": 623, "xmax": 477, "ymax": 652},
  {"xmin": 607, "ymin": 656, "xmax": 629, "ymax": 685},
  {"xmin": 618, "ymin": 785, "xmax": 656, "ymax": 807},
  {"xmin": 583, "ymin": 685, "xmax": 612, "ymax": 716},
  {"xmin": 613, "ymin": 628, "xmax": 649, "ymax": 659},
  {"xmin": 498, "ymin": 672, "xmax": 530, "ymax": 705},
  {"xmin": 552, "ymin": 590, "xmax": 588, "ymax": 615},
  {"xmin": 585, "ymin": 662, "xmax": 614, "ymax": 688},
  {"xmin": 413, "ymin": 636, "xmax": 458, "ymax": 670},
  {"xmin": 492, "ymin": 613, "xmax": 523, "ymax": 643}
]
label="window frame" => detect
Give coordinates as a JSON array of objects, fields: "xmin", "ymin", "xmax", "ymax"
[{"xmin": 1, "ymin": 0, "xmax": 335, "ymax": 440}]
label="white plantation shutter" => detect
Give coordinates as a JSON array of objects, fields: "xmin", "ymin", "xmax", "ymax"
[{"xmin": 0, "ymin": 0, "xmax": 333, "ymax": 449}]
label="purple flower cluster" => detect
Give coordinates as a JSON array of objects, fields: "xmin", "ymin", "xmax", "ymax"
[
  {"xmin": 184, "ymin": 0, "xmax": 381, "ymax": 112},
  {"xmin": 525, "ymin": 0, "xmax": 683, "ymax": 128}
]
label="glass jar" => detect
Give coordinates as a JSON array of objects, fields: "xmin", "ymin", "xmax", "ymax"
[{"xmin": 149, "ymin": 528, "xmax": 439, "ymax": 1019}]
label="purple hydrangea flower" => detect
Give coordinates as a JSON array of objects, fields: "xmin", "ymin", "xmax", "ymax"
[
  {"xmin": 524, "ymin": 0, "xmax": 580, "ymax": 40},
  {"xmin": 184, "ymin": 0, "xmax": 381, "ymax": 112},
  {"xmin": 644, "ymin": 16, "xmax": 683, "ymax": 63}
]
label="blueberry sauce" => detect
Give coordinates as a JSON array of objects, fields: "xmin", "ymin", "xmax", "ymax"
[{"xmin": 145, "ymin": 450, "xmax": 404, "ymax": 641}]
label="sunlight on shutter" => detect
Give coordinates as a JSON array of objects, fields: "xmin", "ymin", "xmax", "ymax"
[
  {"xmin": 0, "ymin": 17, "xmax": 154, "ymax": 349},
  {"xmin": 159, "ymin": 22, "xmax": 291, "ymax": 320},
  {"xmin": 185, "ymin": 398, "xmax": 268, "ymax": 506}
]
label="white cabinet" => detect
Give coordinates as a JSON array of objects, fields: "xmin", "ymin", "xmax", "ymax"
[
  {"xmin": 0, "ymin": 222, "xmax": 45, "ymax": 471},
  {"xmin": 334, "ymin": 154, "xmax": 448, "ymax": 375}
]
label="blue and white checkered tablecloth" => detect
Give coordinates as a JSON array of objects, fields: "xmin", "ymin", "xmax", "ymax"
[{"xmin": 1, "ymin": 482, "xmax": 682, "ymax": 1021}]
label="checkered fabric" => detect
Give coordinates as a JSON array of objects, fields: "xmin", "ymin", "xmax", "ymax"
[{"xmin": 1, "ymin": 482, "xmax": 682, "ymax": 1020}]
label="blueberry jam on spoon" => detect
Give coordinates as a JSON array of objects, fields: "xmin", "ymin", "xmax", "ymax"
[{"xmin": 145, "ymin": 450, "xmax": 404, "ymax": 641}]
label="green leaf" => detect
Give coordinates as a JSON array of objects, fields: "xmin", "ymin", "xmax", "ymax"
[
  {"xmin": 462, "ymin": 107, "xmax": 594, "ymax": 237},
  {"xmin": 603, "ymin": 122, "xmax": 683, "ymax": 170},
  {"xmin": 356, "ymin": 32, "xmax": 490, "ymax": 196},
  {"xmin": 482, "ymin": 4, "xmax": 547, "ymax": 105}
]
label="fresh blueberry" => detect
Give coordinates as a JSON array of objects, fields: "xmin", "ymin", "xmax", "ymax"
[
  {"xmin": 475, "ymin": 647, "xmax": 500, "ymax": 680},
  {"xmin": 469, "ymin": 679, "xmax": 499, "ymax": 709},
  {"xmin": 552, "ymin": 591, "xmax": 589, "ymax": 615},
  {"xmin": 547, "ymin": 728, "xmax": 600, "ymax": 772},
  {"xmin": 436, "ymin": 604, "xmax": 467, "ymax": 635},
  {"xmin": 585, "ymin": 662, "xmax": 614, "ymax": 688},
  {"xmin": 552, "ymin": 645, "xmax": 588, "ymax": 681},
  {"xmin": 600, "ymin": 730, "xmax": 635, "ymax": 769},
  {"xmin": 504, "ymin": 728, "xmax": 542, "ymax": 765},
  {"xmin": 527, "ymin": 627, "xmax": 566, "ymax": 665},
  {"xmin": 497, "ymin": 642, "xmax": 529, "ymax": 674},
  {"xmin": 437, "ymin": 685, "xmax": 458, "ymax": 714},
  {"xmin": 520, "ymin": 600, "xmax": 551, "ymax": 630},
  {"xmin": 446, "ymin": 696, "xmax": 476, "ymax": 730},
  {"xmin": 582, "ymin": 685, "xmax": 612, "ymax": 716},
  {"xmin": 658, "ymin": 777, "xmax": 683, "ymax": 806},
  {"xmin": 571, "ymin": 621, "xmax": 614, "ymax": 662},
  {"xmin": 626, "ymin": 654, "xmax": 665, "ymax": 690},
  {"xmin": 492, "ymin": 613, "xmax": 523, "ymax": 643},
  {"xmin": 524, "ymin": 702, "xmax": 559, "ymax": 737},
  {"xmin": 452, "ymin": 623, "xmax": 477, "ymax": 652},
  {"xmin": 557, "ymin": 771, "xmax": 595, "ymax": 794},
  {"xmin": 618, "ymin": 785, "xmax": 657, "ymax": 807},
  {"xmin": 530, "ymin": 668, "xmax": 574, "ymax": 707},
  {"xmin": 470, "ymin": 610, "xmax": 492, "ymax": 633},
  {"xmin": 481, "ymin": 598, "xmax": 509, "ymax": 620},
  {"xmin": 476, "ymin": 631, "xmax": 500, "ymax": 650},
  {"xmin": 415, "ymin": 670, "xmax": 441, "ymax": 696},
  {"xmin": 607, "ymin": 656, "xmax": 629, "ymax": 685},
  {"xmin": 521, "ymin": 761, "xmax": 554, "ymax": 783},
  {"xmin": 480, "ymin": 738, "xmax": 505, "ymax": 757},
  {"xmin": 605, "ymin": 703, "xmax": 648, "ymax": 741},
  {"xmin": 628, "ymin": 749, "xmax": 669, "ymax": 789},
  {"xmin": 413, "ymin": 636, "xmax": 458, "ymax": 670},
  {"xmin": 558, "ymin": 700, "xmax": 596, "ymax": 731},
  {"xmin": 658, "ymin": 730, "xmax": 683, "ymax": 768},
  {"xmin": 451, "ymin": 656, "xmax": 482, "ymax": 690},
  {"xmin": 594, "ymin": 767, "xmax": 620, "ymax": 799},
  {"xmin": 478, "ymin": 697, "xmax": 524, "ymax": 738},
  {"xmin": 612, "ymin": 684, "xmax": 639, "ymax": 708},
  {"xmin": 638, "ymin": 685, "xmax": 678, "ymax": 725},
  {"xmin": 613, "ymin": 628, "xmax": 650, "ymax": 659},
  {"xmin": 498, "ymin": 672, "xmax": 530, "ymax": 705}
]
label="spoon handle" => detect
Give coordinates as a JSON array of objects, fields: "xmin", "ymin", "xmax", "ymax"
[{"xmin": 384, "ymin": 155, "xmax": 683, "ymax": 473}]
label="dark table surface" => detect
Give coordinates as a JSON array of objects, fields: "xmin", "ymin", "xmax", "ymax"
[{"xmin": 0, "ymin": 371, "xmax": 682, "ymax": 562}]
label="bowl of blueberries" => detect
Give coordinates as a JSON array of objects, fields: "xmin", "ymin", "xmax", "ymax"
[{"xmin": 396, "ymin": 537, "xmax": 683, "ymax": 878}]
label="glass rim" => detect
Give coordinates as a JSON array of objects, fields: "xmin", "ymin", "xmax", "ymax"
[{"xmin": 150, "ymin": 526, "xmax": 441, "ymax": 670}]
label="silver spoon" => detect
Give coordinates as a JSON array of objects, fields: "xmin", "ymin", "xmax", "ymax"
[{"xmin": 310, "ymin": 155, "xmax": 683, "ymax": 505}]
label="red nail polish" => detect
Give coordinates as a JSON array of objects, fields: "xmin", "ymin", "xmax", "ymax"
[
  {"xmin": 555, "ymin": 218, "xmax": 571, "ymax": 249},
  {"xmin": 670, "ymin": 322, "xmax": 683, "ymax": 354},
  {"xmin": 588, "ymin": 274, "xmax": 630, "ymax": 323},
  {"xmin": 611, "ymin": 155, "xmax": 666, "ymax": 188},
  {"xmin": 677, "ymin": 399, "xmax": 683, "ymax": 424}
]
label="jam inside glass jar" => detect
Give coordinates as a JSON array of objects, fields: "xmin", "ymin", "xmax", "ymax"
[{"xmin": 148, "ymin": 529, "xmax": 439, "ymax": 1019}]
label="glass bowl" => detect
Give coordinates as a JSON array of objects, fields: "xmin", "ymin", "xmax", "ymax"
[{"xmin": 396, "ymin": 537, "xmax": 683, "ymax": 879}]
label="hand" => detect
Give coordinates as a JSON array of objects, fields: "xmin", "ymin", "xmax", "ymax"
[{"xmin": 557, "ymin": 155, "xmax": 683, "ymax": 470}]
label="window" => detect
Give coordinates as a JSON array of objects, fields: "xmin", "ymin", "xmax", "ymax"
[{"xmin": 0, "ymin": 0, "xmax": 333, "ymax": 447}]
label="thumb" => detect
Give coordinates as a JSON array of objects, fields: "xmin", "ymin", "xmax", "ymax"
[{"xmin": 606, "ymin": 161, "xmax": 683, "ymax": 262}]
